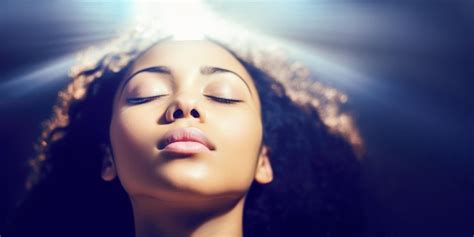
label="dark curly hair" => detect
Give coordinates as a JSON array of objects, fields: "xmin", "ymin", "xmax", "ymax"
[{"xmin": 5, "ymin": 33, "xmax": 366, "ymax": 237}]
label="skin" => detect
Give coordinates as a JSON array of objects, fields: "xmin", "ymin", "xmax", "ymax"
[{"xmin": 101, "ymin": 39, "xmax": 273, "ymax": 237}]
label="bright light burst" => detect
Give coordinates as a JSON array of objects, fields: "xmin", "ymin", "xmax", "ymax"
[{"xmin": 132, "ymin": 0, "xmax": 227, "ymax": 40}]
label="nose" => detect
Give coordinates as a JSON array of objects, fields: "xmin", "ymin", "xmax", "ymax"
[{"xmin": 165, "ymin": 93, "xmax": 206, "ymax": 123}]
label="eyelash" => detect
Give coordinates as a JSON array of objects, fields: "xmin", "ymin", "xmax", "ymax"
[
  {"xmin": 126, "ymin": 95, "xmax": 242, "ymax": 105},
  {"xmin": 205, "ymin": 95, "xmax": 242, "ymax": 104},
  {"xmin": 127, "ymin": 95, "xmax": 166, "ymax": 105}
]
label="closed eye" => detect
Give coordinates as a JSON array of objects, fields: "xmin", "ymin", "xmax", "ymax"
[
  {"xmin": 126, "ymin": 95, "xmax": 168, "ymax": 105},
  {"xmin": 204, "ymin": 95, "xmax": 242, "ymax": 104}
]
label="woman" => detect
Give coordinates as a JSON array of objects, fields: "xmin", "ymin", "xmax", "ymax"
[{"xmin": 6, "ymin": 24, "xmax": 366, "ymax": 237}]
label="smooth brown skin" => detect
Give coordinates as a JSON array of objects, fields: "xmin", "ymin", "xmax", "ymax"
[{"xmin": 101, "ymin": 40, "xmax": 273, "ymax": 237}]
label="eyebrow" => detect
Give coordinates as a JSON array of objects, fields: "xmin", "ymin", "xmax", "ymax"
[{"xmin": 121, "ymin": 65, "xmax": 253, "ymax": 96}]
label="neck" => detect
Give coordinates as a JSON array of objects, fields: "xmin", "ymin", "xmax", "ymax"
[{"xmin": 130, "ymin": 194, "xmax": 246, "ymax": 237}]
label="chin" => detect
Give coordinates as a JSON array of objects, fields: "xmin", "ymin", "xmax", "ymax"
[{"xmin": 153, "ymin": 160, "xmax": 218, "ymax": 191}]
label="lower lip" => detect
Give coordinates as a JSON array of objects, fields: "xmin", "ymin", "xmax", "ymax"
[{"xmin": 162, "ymin": 141, "xmax": 210, "ymax": 154}]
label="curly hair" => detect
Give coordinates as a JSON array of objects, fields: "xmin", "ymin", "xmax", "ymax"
[{"xmin": 6, "ymin": 25, "xmax": 366, "ymax": 237}]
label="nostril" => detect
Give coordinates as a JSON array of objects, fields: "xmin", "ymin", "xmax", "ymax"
[
  {"xmin": 173, "ymin": 109, "xmax": 184, "ymax": 119},
  {"xmin": 191, "ymin": 109, "xmax": 200, "ymax": 118}
]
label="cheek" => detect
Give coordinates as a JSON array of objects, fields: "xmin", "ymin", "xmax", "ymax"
[
  {"xmin": 111, "ymin": 111, "xmax": 157, "ymax": 153},
  {"xmin": 215, "ymin": 109, "xmax": 262, "ymax": 153},
  {"xmin": 109, "ymin": 108, "xmax": 162, "ymax": 193},
  {"xmin": 210, "ymin": 107, "xmax": 263, "ymax": 187}
]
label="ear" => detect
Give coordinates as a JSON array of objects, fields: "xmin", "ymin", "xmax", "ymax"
[
  {"xmin": 101, "ymin": 145, "xmax": 117, "ymax": 181},
  {"xmin": 254, "ymin": 145, "xmax": 273, "ymax": 184}
]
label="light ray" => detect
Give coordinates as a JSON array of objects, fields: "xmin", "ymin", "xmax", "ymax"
[{"xmin": 0, "ymin": 55, "xmax": 75, "ymax": 105}]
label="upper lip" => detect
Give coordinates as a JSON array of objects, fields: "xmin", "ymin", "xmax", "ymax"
[{"xmin": 158, "ymin": 127, "xmax": 216, "ymax": 150}]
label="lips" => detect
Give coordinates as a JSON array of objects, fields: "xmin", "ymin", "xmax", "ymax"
[{"xmin": 158, "ymin": 127, "xmax": 216, "ymax": 154}]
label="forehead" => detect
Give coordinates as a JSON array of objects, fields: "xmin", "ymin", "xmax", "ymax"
[{"xmin": 129, "ymin": 40, "xmax": 250, "ymax": 78}]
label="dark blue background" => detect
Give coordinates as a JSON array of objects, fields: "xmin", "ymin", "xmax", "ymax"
[{"xmin": 1, "ymin": 1, "xmax": 473, "ymax": 236}]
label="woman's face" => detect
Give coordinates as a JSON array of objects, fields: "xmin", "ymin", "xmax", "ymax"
[{"xmin": 106, "ymin": 40, "xmax": 272, "ymax": 204}]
